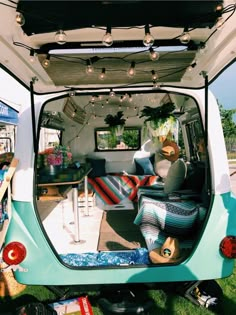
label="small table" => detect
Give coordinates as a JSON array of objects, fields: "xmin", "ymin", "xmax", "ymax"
[{"xmin": 37, "ymin": 164, "xmax": 92, "ymax": 242}]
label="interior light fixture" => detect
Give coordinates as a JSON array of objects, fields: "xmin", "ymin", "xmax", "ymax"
[
  {"xmin": 127, "ymin": 61, "xmax": 136, "ymax": 78},
  {"xmin": 86, "ymin": 59, "xmax": 94, "ymax": 74},
  {"xmin": 99, "ymin": 68, "xmax": 106, "ymax": 80},
  {"xmin": 42, "ymin": 54, "xmax": 50, "ymax": 68},
  {"xmin": 151, "ymin": 70, "xmax": 158, "ymax": 81},
  {"xmin": 143, "ymin": 24, "xmax": 154, "ymax": 47},
  {"xmin": 29, "ymin": 49, "xmax": 36, "ymax": 63},
  {"xmin": 179, "ymin": 28, "xmax": 191, "ymax": 44},
  {"xmin": 149, "ymin": 48, "xmax": 159, "ymax": 61},
  {"xmin": 16, "ymin": 12, "xmax": 25, "ymax": 26},
  {"xmin": 102, "ymin": 26, "xmax": 113, "ymax": 47},
  {"xmin": 55, "ymin": 30, "xmax": 67, "ymax": 45}
]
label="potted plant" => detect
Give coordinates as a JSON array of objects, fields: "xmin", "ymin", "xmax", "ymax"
[
  {"xmin": 139, "ymin": 102, "xmax": 176, "ymax": 144},
  {"xmin": 104, "ymin": 111, "xmax": 126, "ymax": 136}
]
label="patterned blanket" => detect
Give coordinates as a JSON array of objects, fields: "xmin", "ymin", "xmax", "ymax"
[
  {"xmin": 134, "ymin": 196, "xmax": 199, "ymax": 249},
  {"xmin": 88, "ymin": 174, "xmax": 160, "ymax": 205}
]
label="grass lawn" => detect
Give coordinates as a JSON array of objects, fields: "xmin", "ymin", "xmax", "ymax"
[{"xmin": 0, "ymin": 264, "xmax": 236, "ymax": 314}]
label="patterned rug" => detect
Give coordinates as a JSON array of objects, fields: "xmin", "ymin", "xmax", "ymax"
[{"xmin": 97, "ymin": 208, "xmax": 147, "ymax": 251}]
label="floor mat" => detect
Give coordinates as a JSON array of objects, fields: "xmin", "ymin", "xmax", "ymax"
[{"xmin": 98, "ymin": 209, "xmax": 146, "ymax": 251}]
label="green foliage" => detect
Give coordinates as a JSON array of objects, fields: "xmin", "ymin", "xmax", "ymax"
[
  {"xmin": 104, "ymin": 111, "xmax": 126, "ymax": 127},
  {"xmin": 218, "ymin": 102, "xmax": 236, "ymax": 138},
  {"xmin": 139, "ymin": 102, "xmax": 175, "ymax": 123},
  {"xmin": 123, "ymin": 129, "xmax": 139, "ymax": 148}
]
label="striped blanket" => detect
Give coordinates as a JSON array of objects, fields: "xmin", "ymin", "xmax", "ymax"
[
  {"xmin": 88, "ymin": 174, "xmax": 160, "ymax": 205},
  {"xmin": 134, "ymin": 196, "xmax": 199, "ymax": 249}
]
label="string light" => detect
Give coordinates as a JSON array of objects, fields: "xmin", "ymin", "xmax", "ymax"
[
  {"xmin": 110, "ymin": 89, "xmax": 115, "ymax": 97},
  {"xmin": 179, "ymin": 28, "xmax": 191, "ymax": 44},
  {"xmin": 16, "ymin": 12, "xmax": 25, "ymax": 26},
  {"xmin": 55, "ymin": 30, "xmax": 67, "ymax": 45},
  {"xmin": 127, "ymin": 61, "xmax": 136, "ymax": 78},
  {"xmin": 149, "ymin": 48, "xmax": 159, "ymax": 61},
  {"xmin": 143, "ymin": 24, "xmax": 154, "ymax": 47},
  {"xmin": 42, "ymin": 54, "xmax": 50, "ymax": 68},
  {"xmin": 99, "ymin": 68, "xmax": 106, "ymax": 80},
  {"xmin": 102, "ymin": 26, "xmax": 113, "ymax": 47},
  {"xmin": 151, "ymin": 70, "xmax": 158, "ymax": 81},
  {"xmin": 86, "ymin": 59, "xmax": 94, "ymax": 74},
  {"xmin": 29, "ymin": 49, "xmax": 36, "ymax": 63}
]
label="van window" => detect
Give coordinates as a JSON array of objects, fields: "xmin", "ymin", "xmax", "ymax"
[{"xmin": 95, "ymin": 127, "xmax": 141, "ymax": 151}]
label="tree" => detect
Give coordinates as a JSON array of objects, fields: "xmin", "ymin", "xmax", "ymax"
[{"xmin": 218, "ymin": 102, "xmax": 236, "ymax": 138}]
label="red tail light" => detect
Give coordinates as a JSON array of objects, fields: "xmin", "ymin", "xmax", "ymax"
[
  {"xmin": 220, "ymin": 236, "xmax": 236, "ymax": 258},
  {"xmin": 2, "ymin": 242, "xmax": 27, "ymax": 265}
]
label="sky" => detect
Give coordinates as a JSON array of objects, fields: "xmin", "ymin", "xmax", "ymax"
[{"xmin": 210, "ymin": 62, "xmax": 236, "ymax": 111}]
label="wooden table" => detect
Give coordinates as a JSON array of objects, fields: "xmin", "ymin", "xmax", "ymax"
[{"xmin": 37, "ymin": 164, "xmax": 92, "ymax": 242}]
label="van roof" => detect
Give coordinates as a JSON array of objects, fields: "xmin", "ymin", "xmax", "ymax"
[{"xmin": 0, "ymin": 0, "xmax": 236, "ymax": 94}]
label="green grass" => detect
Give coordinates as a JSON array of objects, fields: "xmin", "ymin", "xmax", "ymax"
[{"xmin": 1, "ymin": 266, "xmax": 236, "ymax": 314}]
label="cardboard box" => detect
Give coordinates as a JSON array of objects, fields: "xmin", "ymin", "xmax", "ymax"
[{"xmin": 49, "ymin": 296, "xmax": 93, "ymax": 315}]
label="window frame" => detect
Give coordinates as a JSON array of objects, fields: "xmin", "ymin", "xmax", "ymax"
[{"xmin": 94, "ymin": 126, "xmax": 141, "ymax": 152}]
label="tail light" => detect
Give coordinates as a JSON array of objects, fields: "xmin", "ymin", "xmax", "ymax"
[
  {"xmin": 220, "ymin": 236, "xmax": 236, "ymax": 258},
  {"xmin": 2, "ymin": 242, "xmax": 27, "ymax": 265}
]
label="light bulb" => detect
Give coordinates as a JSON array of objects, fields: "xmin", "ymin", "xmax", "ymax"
[
  {"xmin": 149, "ymin": 48, "xmax": 159, "ymax": 61},
  {"xmin": 102, "ymin": 26, "xmax": 113, "ymax": 46},
  {"xmin": 29, "ymin": 50, "xmax": 36, "ymax": 63},
  {"xmin": 110, "ymin": 90, "xmax": 115, "ymax": 97},
  {"xmin": 127, "ymin": 62, "xmax": 136, "ymax": 78},
  {"xmin": 42, "ymin": 55, "xmax": 50, "ymax": 68},
  {"xmin": 55, "ymin": 30, "xmax": 67, "ymax": 45},
  {"xmin": 143, "ymin": 25, "xmax": 154, "ymax": 47},
  {"xmin": 151, "ymin": 70, "xmax": 158, "ymax": 81},
  {"xmin": 99, "ymin": 68, "xmax": 106, "ymax": 80},
  {"xmin": 180, "ymin": 30, "xmax": 191, "ymax": 44},
  {"xmin": 86, "ymin": 59, "xmax": 94, "ymax": 74},
  {"xmin": 16, "ymin": 12, "xmax": 25, "ymax": 26}
]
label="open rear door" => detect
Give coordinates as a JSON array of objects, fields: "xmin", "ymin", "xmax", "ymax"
[{"xmin": 0, "ymin": 158, "xmax": 18, "ymax": 250}]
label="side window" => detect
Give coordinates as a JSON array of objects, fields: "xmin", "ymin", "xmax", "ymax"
[
  {"xmin": 95, "ymin": 127, "xmax": 141, "ymax": 151},
  {"xmin": 186, "ymin": 120, "xmax": 205, "ymax": 162}
]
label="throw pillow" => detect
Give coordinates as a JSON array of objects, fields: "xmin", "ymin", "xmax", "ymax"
[
  {"xmin": 154, "ymin": 152, "xmax": 171, "ymax": 178},
  {"xmin": 86, "ymin": 158, "xmax": 106, "ymax": 178},
  {"xmin": 164, "ymin": 159, "xmax": 187, "ymax": 194},
  {"xmin": 135, "ymin": 156, "xmax": 155, "ymax": 175}
]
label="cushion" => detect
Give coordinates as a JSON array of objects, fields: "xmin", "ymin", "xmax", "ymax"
[
  {"xmin": 183, "ymin": 163, "xmax": 205, "ymax": 192},
  {"xmin": 86, "ymin": 158, "xmax": 106, "ymax": 178},
  {"xmin": 164, "ymin": 159, "xmax": 187, "ymax": 194},
  {"xmin": 154, "ymin": 152, "xmax": 171, "ymax": 178},
  {"xmin": 135, "ymin": 155, "xmax": 155, "ymax": 175}
]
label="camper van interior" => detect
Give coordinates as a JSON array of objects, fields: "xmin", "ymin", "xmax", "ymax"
[{"xmin": 36, "ymin": 90, "xmax": 207, "ymax": 266}]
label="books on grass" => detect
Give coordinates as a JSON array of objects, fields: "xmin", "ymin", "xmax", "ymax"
[{"xmin": 49, "ymin": 296, "xmax": 93, "ymax": 315}]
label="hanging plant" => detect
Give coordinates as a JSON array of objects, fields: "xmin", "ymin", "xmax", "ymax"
[
  {"xmin": 104, "ymin": 111, "xmax": 126, "ymax": 136},
  {"xmin": 104, "ymin": 111, "xmax": 126, "ymax": 127},
  {"xmin": 139, "ymin": 102, "xmax": 176, "ymax": 143}
]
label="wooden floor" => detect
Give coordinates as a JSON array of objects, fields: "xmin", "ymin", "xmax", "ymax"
[
  {"xmin": 37, "ymin": 191, "xmax": 104, "ymax": 254},
  {"xmin": 37, "ymin": 192, "xmax": 138, "ymax": 255}
]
